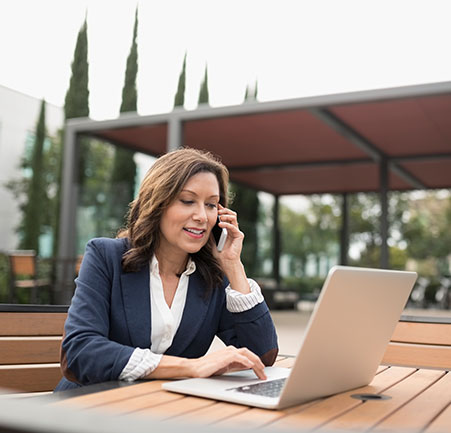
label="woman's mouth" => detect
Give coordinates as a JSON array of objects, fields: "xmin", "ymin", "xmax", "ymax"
[{"xmin": 183, "ymin": 228, "xmax": 205, "ymax": 239}]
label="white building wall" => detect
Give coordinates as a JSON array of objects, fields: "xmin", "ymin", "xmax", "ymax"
[{"xmin": 0, "ymin": 85, "xmax": 63, "ymax": 251}]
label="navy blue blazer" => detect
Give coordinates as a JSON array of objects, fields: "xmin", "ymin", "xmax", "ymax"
[{"xmin": 55, "ymin": 238, "xmax": 278, "ymax": 391}]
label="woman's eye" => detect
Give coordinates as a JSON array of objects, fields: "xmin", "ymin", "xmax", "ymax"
[
  {"xmin": 206, "ymin": 203, "xmax": 217, "ymax": 209},
  {"xmin": 180, "ymin": 199, "xmax": 193, "ymax": 205}
]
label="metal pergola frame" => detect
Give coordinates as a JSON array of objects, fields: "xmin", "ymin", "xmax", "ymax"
[{"xmin": 56, "ymin": 81, "xmax": 451, "ymax": 303}]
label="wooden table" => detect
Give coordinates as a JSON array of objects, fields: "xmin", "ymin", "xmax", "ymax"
[{"xmin": 52, "ymin": 356, "xmax": 451, "ymax": 432}]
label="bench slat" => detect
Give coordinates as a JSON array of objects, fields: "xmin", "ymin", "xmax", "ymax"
[
  {"xmin": 0, "ymin": 337, "xmax": 62, "ymax": 364},
  {"xmin": 392, "ymin": 322, "xmax": 451, "ymax": 346},
  {"xmin": 0, "ymin": 364, "xmax": 62, "ymax": 392},
  {"xmin": 0, "ymin": 313, "xmax": 66, "ymax": 336},
  {"xmin": 382, "ymin": 343, "xmax": 451, "ymax": 370}
]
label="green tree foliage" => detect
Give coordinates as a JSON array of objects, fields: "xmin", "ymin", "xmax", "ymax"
[
  {"xmin": 119, "ymin": 9, "xmax": 138, "ymax": 113},
  {"xmin": 230, "ymin": 183, "xmax": 260, "ymax": 276},
  {"xmin": 277, "ymin": 191, "xmax": 451, "ymax": 286},
  {"xmin": 348, "ymin": 192, "xmax": 408, "ymax": 269},
  {"xmin": 198, "ymin": 65, "xmax": 209, "ymax": 105},
  {"xmin": 109, "ymin": 8, "xmax": 138, "ymax": 230},
  {"xmin": 244, "ymin": 81, "xmax": 258, "ymax": 101},
  {"xmin": 76, "ymin": 140, "xmax": 116, "ymax": 250},
  {"xmin": 64, "ymin": 16, "xmax": 90, "ymax": 189},
  {"xmin": 64, "ymin": 18, "xmax": 89, "ymax": 120},
  {"xmin": 401, "ymin": 192, "xmax": 451, "ymax": 275},
  {"xmin": 53, "ymin": 18, "xmax": 90, "ymax": 257},
  {"xmin": 6, "ymin": 122, "xmax": 62, "ymax": 257},
  {"xmin": 174, "ymin": 53, "xmax": 186, "ymax": 108},
  {"xmin": 280, "ymin": 197, "xmax": 340, "ymax": 277},
  {"xmin": 19, "ymin": 100, "xmax": 47, "ymax": 254}
]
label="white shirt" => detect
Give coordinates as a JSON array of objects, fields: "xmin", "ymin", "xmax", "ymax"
[{"xmin": 119, "ymin": 256, "xmax": 264, "ymax": 381}]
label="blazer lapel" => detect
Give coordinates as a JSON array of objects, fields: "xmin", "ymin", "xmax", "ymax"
[
  {"xmin": 166, "ymin": 271, "xmax": 211, "ymax": 355},
  {"xmin": 121, "ymin": 264, "xmax": 151, "ymax": 348}
]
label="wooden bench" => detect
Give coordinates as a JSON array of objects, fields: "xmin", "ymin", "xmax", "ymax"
[
  {"xmin": 0, "ymin": 305, "xmax": 68, "ymax": 393},
  {"xmin": 382, "ymin": 315, "xmax": 451, "ymax": 370}
]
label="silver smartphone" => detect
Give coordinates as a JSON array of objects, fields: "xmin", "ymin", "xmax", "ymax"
[{"xmin": 212, "ymin": 217, "xmax": 227, "ymax": 251}]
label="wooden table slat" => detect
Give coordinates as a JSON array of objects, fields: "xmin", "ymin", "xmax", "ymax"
[
  {"xmin": 372, "ymin": 371, "xmax": 451, "ymax": 432},
  {"xmin": 48, "ymin": 365, "xmax": 451, "ymax": 432},
  {"xmin": 376, "ymin": 365, "xmax": 389, "ymax": 374},
  {"xmin": 53, "ymin": 380, "xmax": 166, "ymax": 408},
  {"xmin": 267, "ymin": 366, "xmax": 416, "ymax": 431},
  {"xmin": 172, "ymin": 401, "xmax": 250, "ymax": 425},
  {"xmin": 275, "ymin": 354, "xmax": 290, "ymax": 362},
  {"xmin": 99, "ymin": 390, "xmax": 183, "ymax": 414},
  {"xmin": 273, "ymin": 357, "xmax": 295, "ymax": 368},
  {"xmin": 213, "ymin": 406, "xmax": 296, "ymax": 429},
  {"xmin": 214, "ymin": 400, "xmax": 316, "ymax": 430},
  {"xmin": 424, "ymin": 403, "xmax": 451, "ymax": 433},
  {"xmin": 325, "ymin": 369, "xmax": 445, "ymax": 432},
  {"xmin": 136, "ymin": 395, "xmax": 216, "ymax": 419}
]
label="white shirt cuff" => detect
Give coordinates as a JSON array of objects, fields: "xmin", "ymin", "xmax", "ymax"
[
  {"xmin": 225, "ymin": 278, "xmax": 264, "ymax": 313},
  {"xmin": 119, "ymin": 348, "xmax": 163, "ymax": 382}
]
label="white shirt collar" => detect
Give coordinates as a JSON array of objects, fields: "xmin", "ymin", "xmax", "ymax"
[{"xmin": 150, "ymin": 255, "xmax": 196, "ymax": 276}]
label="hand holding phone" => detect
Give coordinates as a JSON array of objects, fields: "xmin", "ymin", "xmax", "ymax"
[{"xmin": 212, "ymin": 216, "xmax": 228, "ymax": 252}]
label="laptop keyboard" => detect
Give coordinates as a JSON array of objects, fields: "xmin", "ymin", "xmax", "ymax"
[{"xmin": 230, "ymin": 378, "xmax": 286, "ymax": 398}]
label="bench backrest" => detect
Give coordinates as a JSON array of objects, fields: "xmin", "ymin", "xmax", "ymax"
[
  {"xmin": 0, "ymin": 307, "xmax": 68, "ymax": 393},
  {"xmin": 382, "ymin": 318, "xmax": 451, "ymax": 370}
]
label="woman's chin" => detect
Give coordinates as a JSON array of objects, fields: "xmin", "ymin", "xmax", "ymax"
[{"xmin": 183, "ymin": 241, "xmax": 208, "ymax": 254}]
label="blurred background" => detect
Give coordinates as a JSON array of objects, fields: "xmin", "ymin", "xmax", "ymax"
[{"xmin": 0, "ymin": 0, "xmax": 450, "ymax": 321}]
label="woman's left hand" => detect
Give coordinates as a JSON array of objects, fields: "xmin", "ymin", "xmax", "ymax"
[
  {"xmin": 212, "ymin": 204, "xmax": 244, "ymax": 265},
  {"xmin": 211, "ymin": 205, "xmax": 251, "ymax": 294}
]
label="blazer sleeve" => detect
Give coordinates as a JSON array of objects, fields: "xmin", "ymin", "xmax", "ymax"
[
  {"xmin": 216, "ymin": 283, "xmax": 279, "ymax": 366},
  {"xmin": 61, "ymin": 239, "xmax": 134, "ymax": 385}
]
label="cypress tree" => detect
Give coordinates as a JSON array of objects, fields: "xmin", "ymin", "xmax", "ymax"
[
  {"xmin": 174, "ymin": 53, "xmax": 187, "ymax": 108},
  {"xmin": 20, "ymin": 99, "xmax": 47, "ymax": 254},
  {"xmin": 64, "ymin": 17, "xmax": 89, "ymax": 189},
  {"xmin": 53, "ymin": 17, "xmax": 90, "ymax": 257},
  {"xmin": 119, "ymin": 8, "xmax": 138, "ymax": 113},
  {"xmin": 64, "ymin": 18, "xmax": 89, "ymax": 120},
  {"xmin": 109, "ymin": 8, "xmax": 138, "ymax": 229},
  {"xmin": 198, "ymin": 65, "xmax": 209, "ymax": 105},
  {"xmin": 244, "ymin": 80, "xmax": 258, "ymax": 101}
]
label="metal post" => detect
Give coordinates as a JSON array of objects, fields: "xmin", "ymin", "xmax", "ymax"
[
  {"xmin": 380, "ymin": 158, "xmax": 389, "ymax": 268},
  {"xmin": 273, "ymin": 195, "xmax": 281, "ymax": 286},
  {"xmin": 56, "ymin": 127, "xmax": 80, "ymax": 304},
  {"xmin": 340, "ymin": 193, "xmax": 349, "ymax": 265},
  {"xmin": 167, "ymin": 116, "xmax": 182, "ymax": 152}
]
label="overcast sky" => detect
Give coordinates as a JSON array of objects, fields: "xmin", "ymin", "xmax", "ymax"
[{"xmin": 1, "ymin": 0, "xmax": 451, "ymax": 120}]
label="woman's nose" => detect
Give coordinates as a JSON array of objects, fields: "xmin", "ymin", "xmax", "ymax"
[{"xmin": 193, "ymin": 205, "xmax": 208, "ymax": 223}]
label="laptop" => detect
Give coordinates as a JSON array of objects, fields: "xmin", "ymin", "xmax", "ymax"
[{"xmin": 162, "ymin": 266, "xmax": 417, "ymax": 409}]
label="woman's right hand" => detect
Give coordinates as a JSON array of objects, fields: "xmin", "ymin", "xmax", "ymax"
[
  {"xmin": 146, "ymin": 346, "xmax": 267, "ymax": 380},
  {"xmin": 190, "ymin": 346, "xmax": 267, "ymax": 380}
]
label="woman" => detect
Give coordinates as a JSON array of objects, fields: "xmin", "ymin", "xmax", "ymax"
[{"xmin": 55, "ymin": 148, "xmax": 278, "ymax": 391}]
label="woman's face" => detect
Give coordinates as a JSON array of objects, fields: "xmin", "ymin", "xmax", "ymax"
[{"xmin": 158, "ymin": 171, "xmax": 220, "ymax": 258}]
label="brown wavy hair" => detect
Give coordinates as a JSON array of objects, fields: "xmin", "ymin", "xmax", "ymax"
[{"xmin": 118, "ymin": 147, "xmax": 229, "ymax": 290}]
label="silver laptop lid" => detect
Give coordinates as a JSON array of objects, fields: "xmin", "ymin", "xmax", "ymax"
[{"xmin": 279, "ymin": 266, "xmax": 417, "ymax": 408}]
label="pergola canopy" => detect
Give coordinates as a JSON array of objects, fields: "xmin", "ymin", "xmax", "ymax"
[{"xmin": 73, "ymin": 80, "xmax": 451, "ymax": 196}]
